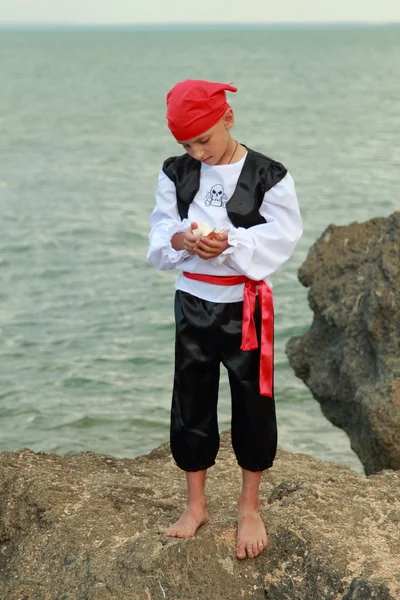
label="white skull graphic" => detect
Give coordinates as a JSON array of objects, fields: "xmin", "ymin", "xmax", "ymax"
[{"xmin": 205, "ymin": 184, "xmax": 228, "ymax": 207}]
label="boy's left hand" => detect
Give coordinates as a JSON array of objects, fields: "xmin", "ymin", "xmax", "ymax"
[{"xmin": 194, "ymin": 232, "xmax": 230, "ymax": 260}]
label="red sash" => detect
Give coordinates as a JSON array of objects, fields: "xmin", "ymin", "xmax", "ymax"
[{"xmin": 182, "ymin": 272, "xmax": 274, "ymax": 397}]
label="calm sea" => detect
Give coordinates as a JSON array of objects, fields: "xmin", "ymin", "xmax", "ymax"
[{"xmin": 1, "ymin": 25, "xmax": 399, "ymax": 475}]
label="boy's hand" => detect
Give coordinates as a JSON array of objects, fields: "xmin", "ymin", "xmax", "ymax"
[
  {"xmin": 171, "ymin": 223, "xmax": 199, "ymax": 255},
  {"xmin": 194, "ymin": 231, "xmax": 230, "ymax": 260}
]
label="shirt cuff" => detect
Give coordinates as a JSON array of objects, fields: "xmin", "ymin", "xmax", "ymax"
[
  {"xmin": 167, "ymin": 219, "xmax": 190, "ymax": 263},
  {"xmin": 210, "ymin": 225, "xmax": 238, "ymax": 266},
  {"xmin": 165, "ymin": 219, "xmax": 191, "ymax": 263}
]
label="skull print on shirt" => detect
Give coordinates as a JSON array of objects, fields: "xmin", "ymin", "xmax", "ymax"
[{"xmin": 205, "ymin": 184, "xmax": 228, "ymax": 208}]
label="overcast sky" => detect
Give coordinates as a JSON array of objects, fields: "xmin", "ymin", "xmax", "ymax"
[{"xmin": 0, "ymin": 0, "xmax": 399, "ymax": 25}]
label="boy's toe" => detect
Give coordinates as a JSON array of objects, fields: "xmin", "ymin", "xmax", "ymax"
[
  {"xmin": 236, "ymin": 541, "xmax": 247, "ymax": 560},
  {"xmin": 246, "ymin": 542, "xmax": 255, "ymax": 559}
]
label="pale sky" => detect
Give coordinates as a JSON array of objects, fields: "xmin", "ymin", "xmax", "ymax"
[{"xmin": 0, "ymin": 0, "xmax": 399, "ymax": 25}]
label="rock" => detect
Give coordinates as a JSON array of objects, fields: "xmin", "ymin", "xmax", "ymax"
[
  {"xmin": 0, "ymin": 432, "xmax": 399, "ymax": 599},
  {"xmin": 286, "ymin": 211, "xmax": 400, "ymax": 475}
]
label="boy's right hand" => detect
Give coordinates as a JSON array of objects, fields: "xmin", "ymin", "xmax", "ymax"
[{"xmin": 171, "ymin": 222, "xmax": 199, "ymax": 255}]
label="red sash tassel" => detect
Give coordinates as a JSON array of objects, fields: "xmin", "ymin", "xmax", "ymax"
[{"xmin": 182, "ymin": 272, "xmax": 274, "ymax": 397}]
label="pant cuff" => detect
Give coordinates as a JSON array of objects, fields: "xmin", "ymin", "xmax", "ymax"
[
  {"xmin": 174, "ymin": 460, "xmax": 216, "ymax": 472},
  {"xmin": 237, "ymin": 461, "xmax": 274, "ymax": 472}
]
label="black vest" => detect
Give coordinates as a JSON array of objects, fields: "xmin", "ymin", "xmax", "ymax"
[{"xmin": 162, "ymin": 147, "xmax": 287, "ymax": 229}]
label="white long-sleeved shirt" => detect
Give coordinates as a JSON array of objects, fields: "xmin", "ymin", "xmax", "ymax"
[{"xmin": 147, "ymin": 153, "xmax": 303, "ymax": 303}]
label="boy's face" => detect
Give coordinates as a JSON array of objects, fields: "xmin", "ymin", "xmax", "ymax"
[{"xmin": 177, "ymin": 109, "xmax": 234, "ymax": 166}]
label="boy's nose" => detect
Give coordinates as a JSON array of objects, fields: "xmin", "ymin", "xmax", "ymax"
[{"xmin": 192, "ymin": 148, "xmax": 205, "ymax": 161}]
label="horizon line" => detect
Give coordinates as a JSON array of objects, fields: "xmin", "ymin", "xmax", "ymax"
[{"xmin": 0, "ymin": 20, "xmax": 399, "ymax": 30}]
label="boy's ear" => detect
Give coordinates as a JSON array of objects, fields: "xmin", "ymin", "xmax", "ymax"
[{"xmin": 223, "ymin": 108, "xmax": 234, "ymax": 130}]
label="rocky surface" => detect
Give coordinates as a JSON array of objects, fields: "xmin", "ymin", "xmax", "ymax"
[
  {"xmin": 286, "ymin": 211, "xmax": 400, "ymax": 475},
  {"xmin": 0, "ymin": 432, "xmax": 399, "ymax": 600}
]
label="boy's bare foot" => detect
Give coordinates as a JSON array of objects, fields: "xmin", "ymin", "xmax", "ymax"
[
  {"xmin": 236, "ymin": 508, "xmax": 268, "ymax": 559},
  {"xmin": 164, "ymin": 506, "xmax": 209, "ymax": 538}
]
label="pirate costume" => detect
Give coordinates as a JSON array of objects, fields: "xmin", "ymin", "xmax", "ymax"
[{"xmin": 147, "ymin": 80, "xmax": 303, "ymax": 473}]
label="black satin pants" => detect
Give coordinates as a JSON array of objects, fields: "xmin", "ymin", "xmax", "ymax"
[{"xmin": 170, "ymin": 290, "xmax": 277, "ymax": 472}]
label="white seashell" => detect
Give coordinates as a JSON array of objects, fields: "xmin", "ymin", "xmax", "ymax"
[{"xmin": 192, "ymin": 222, "xmax": 213, "ymax": 237}]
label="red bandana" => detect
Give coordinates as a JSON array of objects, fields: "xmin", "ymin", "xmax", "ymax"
[{"xmin": 166, "ymin": 79, "xmax": 238, "ymax": 141}]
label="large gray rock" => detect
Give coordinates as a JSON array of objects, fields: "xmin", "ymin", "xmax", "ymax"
[
  {"xmin": 286, "ymin": 211, "xmax": 400, "ymax": 475},
  {"xmin": 0, "ymin": 432, "xmax": 399, "ymax": 599}
]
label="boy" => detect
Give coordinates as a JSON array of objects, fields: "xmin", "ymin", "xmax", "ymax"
[{"xmin": 147, "ymin": 80, "xmax": 303, "ymax": 560}]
